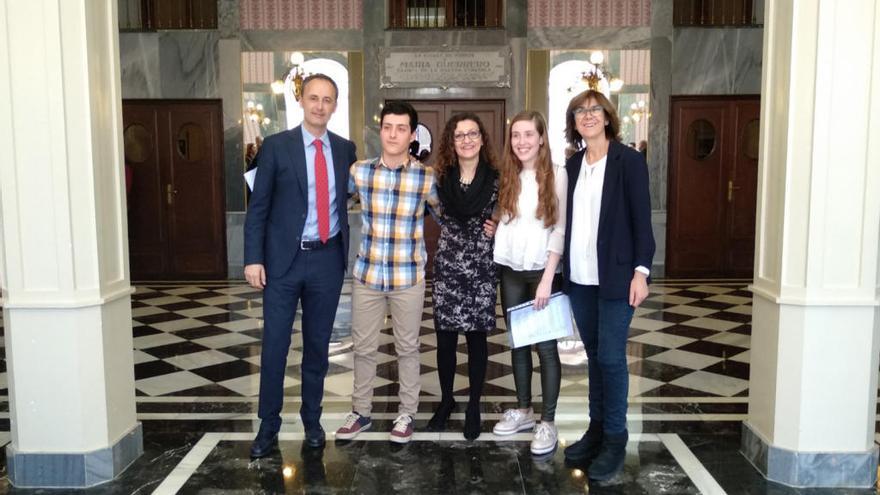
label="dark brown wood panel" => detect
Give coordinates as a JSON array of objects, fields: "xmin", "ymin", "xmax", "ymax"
[
  {"xmin": 667, "ymin": 95, "xmax": 759, "ymax": 278},
  {"xmin": 167, "ymin": 104, "xmax": 226, "ymax": 277},
  {"xmin": 123, "ymin": 100, "xmax": 226, "ymax": 280},
  {"xmin": 123, "ymin": 105, "xmax": 169, "ymax": 277},
  {"xmin": 726, "ymin": 99, "xmax": 760, "ymax": 276},
  {"xmin": 674, "ymin": 0, "xmax": 754, "ymax": 26}
]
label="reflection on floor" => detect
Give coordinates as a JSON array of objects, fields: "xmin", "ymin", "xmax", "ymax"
[{"xmin": 0, "ymin": 280, "xmax": 875, "ymax": 493}]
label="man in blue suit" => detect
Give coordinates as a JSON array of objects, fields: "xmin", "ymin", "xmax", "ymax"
[{"xmin": 244, "ymin": 74, "xmax": 357, "ymax": 457}]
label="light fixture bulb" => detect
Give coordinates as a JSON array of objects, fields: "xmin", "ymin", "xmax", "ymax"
[
  {"xmin": 290, "ymin": 51, "xmax": 305, "ymax": 66},
  {"xmin": 270, "ymin": 80, "xmax": 284, "ymax": 94},
  {"xmin": 589, "ymin": 51, "xmax": 604, "ymax": 65},
  {"xmin": 609, "ymin": 78, "xmax": 624, "ymax": 92},
  {"xmin": 246, "ymin": 100, "xmax": 255, "ymax": 109},
  {"xmin": 262, "ymin": 117, "xmax": 271, "ymax": 126}
]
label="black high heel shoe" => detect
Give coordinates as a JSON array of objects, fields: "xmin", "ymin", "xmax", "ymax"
[
  {"xmin": 426, "ymin": 400, "xmax": 456, "ymax": 432},
  {"xmin": 464, "ymin": 403, "xmax": 481, "ymax": 441}
]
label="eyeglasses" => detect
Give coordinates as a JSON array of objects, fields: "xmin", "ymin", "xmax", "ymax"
[
  {"xmin": 573, "ymin": 105, "xmax": 605, "ymax": 118},
  {"xmin": 453, "ymin": 130, "xmax": 481, "ymax": 142}
]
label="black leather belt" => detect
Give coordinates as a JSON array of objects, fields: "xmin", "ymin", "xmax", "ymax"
[{"xmin": 300, "ymin": 233, "xmax": 341, "ymax": 251}]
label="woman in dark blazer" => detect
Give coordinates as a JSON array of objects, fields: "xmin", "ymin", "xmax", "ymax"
[{"xmin": 560, "ymin": 89, "xmax": 655, "ymax": 481}]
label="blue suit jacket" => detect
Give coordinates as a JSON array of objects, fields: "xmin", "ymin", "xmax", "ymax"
[
  {"xmin": 563, "ymin": 140, "xmax": 655, "ymax": 299},
  {"xmin": 244, "ymin": 126, "xmax": 357, "ymax": 278}
]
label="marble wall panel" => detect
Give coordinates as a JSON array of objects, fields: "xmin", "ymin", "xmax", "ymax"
[
  {"xmin": 649, "ymin": 0, "xmax": 673, "ymax": 211},
  {"xmin": 528, "ymin": 27, "xmax": 651, "ymax": 50},
  {"xmin": 671, "ymin": 28, "xmax": 763, "ymax": 95},
  {"xmin": 239, "ymin": 29, "xmax": 363, "ymax": 52},
  {"xmin": 120, "ymin": 32, "xmax": 220, "ymax": 99},
  {"xmin": 158, "ymin": 32, "xmax": 220, "ymax": 98},
  {"xmin": 119, "ymin": 34, "xmax": 160, "ymax": 99},
  {"xmin": 226, "ymin": 212, "xmax": 246, "ymax": 279},
  {"xmin": 218, "ymin": 0, "xmax": 240, "ymax": 38}
]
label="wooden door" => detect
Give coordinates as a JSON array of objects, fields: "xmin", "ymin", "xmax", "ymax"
[
  {"xmin": 123, "ymin": 100, "xmax": 227, "ymax": 280},
  {"xmin": 407, "ymin": 100, "xmax": 506, "ymax": 278},
  {"xmin": 666, "ymin": 96, "xmax": 760, "ymax": 278}
]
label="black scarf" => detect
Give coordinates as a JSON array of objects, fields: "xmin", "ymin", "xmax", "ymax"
[{"xmin": 438, "ymin": 160, "xmax": 496, "ymax": 222}]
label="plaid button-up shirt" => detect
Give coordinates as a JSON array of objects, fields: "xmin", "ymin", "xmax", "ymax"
[{"xmin": 349, "ymin": 157, "xmax": 439, "ymax": 292}]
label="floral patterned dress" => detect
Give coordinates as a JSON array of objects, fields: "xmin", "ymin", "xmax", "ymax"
[{"xmin": 432, "ymin": 181, "xmax": 498, "ymax": 333}]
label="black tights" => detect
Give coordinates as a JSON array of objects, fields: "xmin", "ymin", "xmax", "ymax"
[{"xmin": 435, "ymin": 331, "xmax": 488, "ymax": 408}]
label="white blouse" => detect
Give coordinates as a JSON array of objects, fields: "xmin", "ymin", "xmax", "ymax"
[
  {"xmin": 569, "ymin": 154, "xmax": 606, "ymax": 285},
  {"xmin": 493, "ymin": 165, "xmax": 567, "ymax": 271}
]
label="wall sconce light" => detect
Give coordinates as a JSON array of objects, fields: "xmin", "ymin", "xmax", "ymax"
[
  {"xmin": 629, "ymin": 100, "xmax": 650, "ymax": 122},
  {"xmin": 245, "ymin": 100, "xmax": 270, "ymax": 127}
]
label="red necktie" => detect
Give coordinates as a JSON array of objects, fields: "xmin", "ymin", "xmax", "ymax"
[{"xmin": 313, "ymin": 139, "xmax": 330, "ymax": 243}]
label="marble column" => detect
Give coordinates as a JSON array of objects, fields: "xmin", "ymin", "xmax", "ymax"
[
  {"xmin": 648, "ymin": 0, "xmax": 673, "ymax": 277},
  {"xmin": 0, "ymin": 0, "xmax": 141, "ymax": 487},
  {"xmin": 743, "ymin": 0, "xmax": 880, "ymax": 488}
]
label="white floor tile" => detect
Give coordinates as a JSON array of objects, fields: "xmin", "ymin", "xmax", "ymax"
[
  {"xmin": 133, "ymin": 333, "xmax": 185, "ymax": 350},
  {"xmin": 703, "ymin": 331, "xmax": 751, "ymax": 348},
  {"xmin": 218, "ymin": 373, "xmax": 299, "ymax": 396},
  {"xmin": 645, "ymin": 349, "xmax": 723, "ymax": 370},
  {"xmin": 705, "ymin": 294, "xmax": 752, "ymax": 305},
  {"xmin": 152, "ymin": 318, "xmax": 207, "ymax": 333},
  {"xmin": 688, "ymin": 286, "xmax": 735, "ymax": 295},
  {"xmin": 136, "ymin": 371, "xmax": 212, "ymax": 396},
  {"xmin": 664, "ymin": 305, "xmax": 719, "ymax": 317},
  {"xmin": 140, "ymin": 295, "xmax": 191, "ymax": 306},
  {"xmin": 680, "ymin": 317, "xmax": 742, "ymax": 332},
  {"xmin": 193, "ymin": 333, "xmax": 259, "ymax": 349},
  {"xmin": 671, "ymin": 371, "xmax": 749, "ymax": 397},
  {"xmin": 165, "ymin": 350, "xmax": 238, "ymax": 370},
  {"xmin": 133, "ymin": 349, "xmax": 159, "ymax": 364},
  {"xmin": 176, "ymin": 306, "xmax": 229, "ymax": 318},
  {"xmin": 729, "ymin": 350, "xmax": 750, "ymax": 364},
  {"xmin": 629, "ymin": 331, "xmax": 696, "ymax": 349},
  {"xmin": 215, "ymin": 318, "xmax": 263, "ymax": 332},
  {"xmin": 629, "ymin": 317, "xmax": 676, "ymax": 332},
  {"xmin": 132, "ymin": 306, "xmax": 168, "ymax": 318}
]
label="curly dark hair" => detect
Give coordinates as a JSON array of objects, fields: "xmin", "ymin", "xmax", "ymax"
[
  {"xmin": 434, "ymin": 112, "xmax": 498, "ymax": 179},
  {"xmin": 564, "ymin": 89, "xmax": 621, "ymax": 150}
]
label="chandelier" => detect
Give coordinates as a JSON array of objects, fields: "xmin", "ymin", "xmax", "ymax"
[
  {"xmin": 581, "ymin": 51, "xmax": 624, "ymax": 93},
  {"xmin": 271, "ymin": 51, "xmax": 308, "ymax": 101}
]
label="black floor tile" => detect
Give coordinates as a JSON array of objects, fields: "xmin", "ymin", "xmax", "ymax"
[
  {"xmin": 134, "ymin": 360, "xmax": 184, "ymax": 380},
  {"xmin": 678, "ymin": 341, "xmax": 748, "ymax": 359},
  {"xmin": 703, "ymin": 360, "xmax": 751, "ymax": 380},
  {"xmin": 190, "ymin": 359, "xmax": 261, "ymax": 382},
  {"xmin": 143, "ymin": 341, "xmax": 210, "ymax": 359}
]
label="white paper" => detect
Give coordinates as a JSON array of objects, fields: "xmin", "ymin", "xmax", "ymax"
[
  {"xmin": 244, "ymin": 168, "xmax": 257, "ymax": 191},
  {"xmin": 506, "ymin": 292, "xmax": 575, "ymax": 348}
]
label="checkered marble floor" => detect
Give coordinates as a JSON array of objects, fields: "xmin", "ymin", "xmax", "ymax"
[{"xmin": 101, "ymin": 279, "xmax": 752, "ymax": 400}]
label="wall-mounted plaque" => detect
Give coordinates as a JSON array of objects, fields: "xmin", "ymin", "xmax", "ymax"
[{"xmin": 379, "ymin": 46, "xmax": 511, "ymax": 89}]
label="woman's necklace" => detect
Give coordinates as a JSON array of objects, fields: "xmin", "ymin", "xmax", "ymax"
[{"xmin": 459, "ymin": 165, "xmax": 476, "ymax": 185}]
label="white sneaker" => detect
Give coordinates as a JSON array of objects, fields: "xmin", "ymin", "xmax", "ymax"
[
  {"xmin": 390, "ymin": 414, "xmax": 414, "ymax": 444},
  {"xmin": 530, "ymin": 422, "xmax": 558, "ymax": 455},
  {"xmin": 492, "ymin": 408, "xmax": 536, "ymax": 436}
]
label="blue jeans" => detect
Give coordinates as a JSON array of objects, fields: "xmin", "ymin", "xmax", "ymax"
[{"xmin": 568, "ymin": 283, "xmax": 634, "ymax": 434}]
